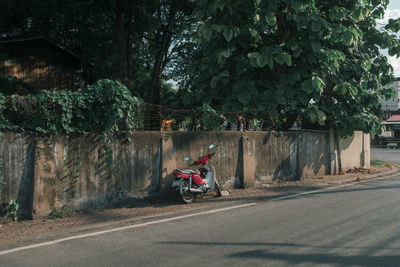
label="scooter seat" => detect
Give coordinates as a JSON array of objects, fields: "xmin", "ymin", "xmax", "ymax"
[{"xmin": 177, "ymin": 169, "xmax": 196, "ymax": 174}]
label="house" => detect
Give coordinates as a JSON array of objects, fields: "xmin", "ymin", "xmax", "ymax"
[
  {"xmin": 0, "ymin": 36, "xmax": 92, "ymax": 93},
  {"xmin": 382, "ymin": 114, "xmax": 400, "ymax": 139},
  {"xmin": 380, "ymin": 77, "xmax": 400, "ymax": 120}
]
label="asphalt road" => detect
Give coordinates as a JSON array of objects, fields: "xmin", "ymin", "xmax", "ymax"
[
  {"xmin": 2, "ymin": 171, "xmax": 400, "ymax": 266},
  {"xmin": 371, "ymin": 147, "xmax": 400, "ymax": 165}
]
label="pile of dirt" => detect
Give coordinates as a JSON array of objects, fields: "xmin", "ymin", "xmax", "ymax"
[{"xmin": 346, "ymin": 167, "xmax": 375, "ymax": 174}]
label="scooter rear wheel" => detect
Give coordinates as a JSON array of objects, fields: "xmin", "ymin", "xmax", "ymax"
[{"xmin": 180, "ymin": 180, "xmax": 195, "ymax": 204}]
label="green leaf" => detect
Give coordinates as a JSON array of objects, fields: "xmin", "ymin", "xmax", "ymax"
[
  {"xmin": 223, "ymin": 29, "xmax": 233, "ymax": 42},
  {"xmin": 194, "ymin": 10, "xmax": 205, "ymax": 20},
  {"xmin": 316, "ymin": 110, "xmax": 327, "ymax": 125},
  {"xmin": 212, "ymin": 24, "xmax": 222, "ymax": 33},
  {"xmin": 299, "ymin": 94, "xmax": 309, "ymax": 105},
  {"xmin": 248, "ymin": 52, "xmax": 261, "ymax": 59},
  {"xmin": 246, "ymin": 82, "xmax": 258, "ymax": 95},
  {"xmin": 311, "ymin": 22, "xmax": 321, "ymax": 32},
  {"xmin": 249, "ymin": 28, "xmax": 258, "ymax": 37},
  {"xmin": 182, "ymin": 96, "xmax": 191, "ymax": 106},
  {"xmin": 274, "ymin": 55, "xmax": 285, "ymax": 64},
  {"xmin": 312, "ymin": 76, "xmax": 325, "ymax": 92},
  {"xmin": 257, "ymin": 55, "xmax": 269, "ymax": 68},
  {"xmin": 276, "ymin": 95, "xmax": 285, "ymax": 104},
  {"xmin": 203, "ymin": 27, "xmax": 213, "ymax": 41},
  {"xmin": 213, "ymin": 0, "xmax": 225, "ymax": 11},
  {"xmin": 308, "ymin": 111, "xmax": 317, "ymax": 124},
  {"xmin": 329, "ymin": 7, "xmax": 347, "ymax": 20},
  {"xmin": 351, "ymin": 28, "xmax": 364, "ymax": 40},
  {"xmin": 220, "ymin": 70, "xmax": 230, "ymax": 77},
  {"xmin": 283, "ymin": 53, "xmax": 292, "ymax": 66},
  {"xmin": 237, "ymin": 91, "xmax": 252, "ymax": 105},
  {"xmin": 221, "ymin": 49, "xmax": 232, "ymax": 58},
  {"xmin": 311, "ymin": 41, "xmax": 321, "ymax": 52},
  {"xmin": 301, "ymin": 78, "xmax": 314, "ymax": 94},
  {"xmin": 295, "ymin": 16, "xmax": 308, "ymax": 30},
  {"xmin": 210, "ymin": 76, "xmax": 219, "ymax": 88},
  {"xmin": 351, "ymin": 7, "xmax": 364, "ymax": 22},
  {"xmin": 340, "ymin": 30, "xmax": 354, "ymax": 45},
  {"xmin": 266, "ymin": 13, "xmax": 277, "ymax": 26},
  {"xmin": 290, "ymin": 0, "xmax": 303, "ymax": 11},
  {"xmin": 301, "ymin": 76, "xmax": 324, "ymax": 94},
  {"xmin": 290, "ymin": 42, "xmax": 298, "ymax": 51},
  {"xmin": 348, "ymin": 84, "xmax": 358, "ymax": 96},
  {"xmin": 333, "ymin": 83, "xmax": 347, "ymax": 95}
]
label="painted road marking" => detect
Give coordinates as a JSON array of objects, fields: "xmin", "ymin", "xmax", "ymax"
[
  {"xmin": 271, "ymin": 170, "xmax": 400, "ymax": 201},
  {"xmin": 0, "ymin": 203, "xmax": 256, "ymax": 256},
  {"xmin": 270, "ymin": 182, "xmax": 360, "ymax": 201}
]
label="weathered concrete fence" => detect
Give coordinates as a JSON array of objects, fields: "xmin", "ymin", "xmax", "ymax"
[{"xmin": 0, "ymin": 130, "xmax": 369, "ymax": 218}]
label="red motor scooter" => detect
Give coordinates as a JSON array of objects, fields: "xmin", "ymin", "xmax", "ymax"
[{"xmin": 171, "ymin": 144, "xmax": 221, "ymax": 203}]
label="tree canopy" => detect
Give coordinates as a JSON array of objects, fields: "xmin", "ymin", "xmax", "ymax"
[
  {"xmin": 0, "ymin": 0, "xmax": 399, "ymax": 136},
  {"xmin": 190, "ymin": 0, "xmax": 399, "ymax": 136}
]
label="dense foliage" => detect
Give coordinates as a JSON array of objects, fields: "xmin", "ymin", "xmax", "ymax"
[
  {"xmin": 0, "ymin": 79, "xmax": 143, "ymax": 137},
  {"xmin": 190, "ymin": 0, "xmax": 399, "ymax": 136},
  {"xmin": 0, "ymin": 0, "xmax": 399, "ymax": 136},
  {"xmin": 0, "ymin": 0, "xmax": 196, "ymax": 105}
]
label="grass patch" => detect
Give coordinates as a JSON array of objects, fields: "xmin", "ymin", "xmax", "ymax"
[{"xmin": 371, "ymin": 160, "xmax": 391, "ymax": 167}]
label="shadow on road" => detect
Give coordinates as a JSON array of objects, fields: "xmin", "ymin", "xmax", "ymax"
[
  {"xmin": 228, "ymin": 249, "xmax": 399, "ymax": 266},
  {"xmin": 160, "ymin": 241, "xmax": 400, "ymax": 266}
]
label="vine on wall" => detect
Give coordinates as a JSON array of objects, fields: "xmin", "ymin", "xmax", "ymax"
[{"xmin": 0, "ymin": 79, "xmax": 144, "ymax": 137}]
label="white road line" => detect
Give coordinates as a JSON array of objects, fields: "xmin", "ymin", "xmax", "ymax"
[
  {"xmin": 0, "ymin": 203, "xmax": 256, "ymax": 256},
  {"xmin": 270, "ymin": 182, "xmax": 360, "ymax": 201},
  {"xmin": 270, "ymin": 171, "xmax": 400, "ymax": 202}
]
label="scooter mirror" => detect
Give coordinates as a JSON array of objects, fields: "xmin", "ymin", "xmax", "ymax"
[
  {"xmin": 184, "ymin": 157, "xmax": 190, "ymax": 161},
  {"xmin": 209, "ymin": 144, "xmax": 215, "ymax": 149}
]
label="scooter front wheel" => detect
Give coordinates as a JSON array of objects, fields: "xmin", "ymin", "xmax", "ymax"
[{"xmin": 179, "ymin": 180, "xmax": 195, "ymax": 204}]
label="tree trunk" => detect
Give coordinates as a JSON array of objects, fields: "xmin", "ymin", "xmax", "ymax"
[
  {"xmin": 126, "ymin": 7, "xmax": 134, "ymax": 89},
  {"xmin": 147, "ymin": 3, "xmax": 180, "ymax": 130},
  {"xmin": 115, "ymin": 0, "xmax": 130, "ymax": 87}
]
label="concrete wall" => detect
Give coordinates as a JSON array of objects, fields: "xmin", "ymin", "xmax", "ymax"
[
  {"xmin": 0, "ymin": 134, "xmax": 35, "ymax": 219},
  {"xmin": 340, "ymin": 131, "xmax": 370, "ymax": 170},
  {"xmin": 32, "ymin": 133, "xmax": 163, "ymax": 215},
  {"xmin": 242, "ymin": 132, "xmax": 298, "ymax": 186},
  {"xmin": 298, "ymin": 131, "xmax": 332, "ymax": 178},
  {"xmin": 0, "ymin": 130, "xmax": 370, "ymax": 218}
]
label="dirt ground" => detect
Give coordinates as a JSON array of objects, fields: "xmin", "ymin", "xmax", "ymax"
[{"xmin": 0, "ymin": 165, "xmax": 396, "ymax": 250}]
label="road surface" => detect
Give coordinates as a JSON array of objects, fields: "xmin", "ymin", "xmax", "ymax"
[
  {"xmin": 1, "ymin": 148, "xmax": 399, "ymax": 266},
  {"xmin": 371, "ymin": 147, "xmax": 400, "ymax": 165}
]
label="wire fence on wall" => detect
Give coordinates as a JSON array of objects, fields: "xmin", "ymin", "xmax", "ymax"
[{"xmin": 141, "ymin": 103, "xmax": 274, "ymax": 131}]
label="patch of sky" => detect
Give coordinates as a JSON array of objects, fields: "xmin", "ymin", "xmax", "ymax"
[{"xmin": 378, "ymin": 1, "xmax": 400, "ymax": 77}]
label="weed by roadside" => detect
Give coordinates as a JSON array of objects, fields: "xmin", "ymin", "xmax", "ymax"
[
  {"xmin": 0, "ymin": 200, "xmax": 19, "ymax": 223},
  {"xmin": 44, "ymin": 207, "xmax": 74, "ymax": 220},
  {"xmin": 371, "ymin": 160, "xmax": 391, "ymax": 167}
]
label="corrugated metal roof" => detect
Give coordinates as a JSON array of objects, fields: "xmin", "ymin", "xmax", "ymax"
[
  {"xmin": 0, "ymin": 35, "xmax": 94, "ymax": 66},
  {"xmin": 386, "ymin": 114, "xmax": 400, "ymax": 122}
]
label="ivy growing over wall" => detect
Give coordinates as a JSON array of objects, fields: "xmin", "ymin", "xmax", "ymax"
[{"xmin": 0, "ymin": 79, "xmax": 144, "ymax": 138}]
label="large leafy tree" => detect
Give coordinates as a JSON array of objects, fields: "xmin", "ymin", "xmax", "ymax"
[
  {"xmin": 0, "ymin": 0, "xmax": 195, "ymax": 104},
  {"xmin": 190, "ymin": 0, "xmax": 400, "ymax": 136}
]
